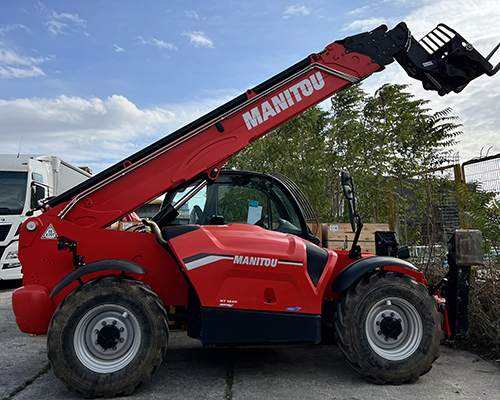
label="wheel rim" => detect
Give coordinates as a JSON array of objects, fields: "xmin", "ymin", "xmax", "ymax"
[
  {"xmin": 74, "ymin": 304, "xmax": 141, "ymax": 373},
  {"xmin": 365, "ymin": 297, "xmax": 423, "ymax": 361}
]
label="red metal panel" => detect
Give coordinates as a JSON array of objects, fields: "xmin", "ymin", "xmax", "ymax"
[
  {"xmin": 167, "ymin": 224, "xmax": 337, "ymax": 314},
  {"xmin": 12, "ymin": 284, "xmax": 53, "ymax": 334},
  {"xmin": 19, "ymin": 216, "xmax": 188, "ymax": 316}
]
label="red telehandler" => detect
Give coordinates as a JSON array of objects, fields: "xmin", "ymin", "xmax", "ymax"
[{"xmin": 12, "ymin": 22, "xmax": 499, "ymax": 398}]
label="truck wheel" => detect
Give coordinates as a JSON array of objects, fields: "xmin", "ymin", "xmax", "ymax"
[
  {"xmin": 47, "ymin": 276, "xmax": 168, "ymax": 398},
  {"xmin": 333, "ymin": 270, "xmax": 442, "ymax": 384}
]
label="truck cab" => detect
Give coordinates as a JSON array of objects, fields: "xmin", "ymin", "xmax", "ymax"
[
  {"xmin": 0, "ymin": 156, "xmax": 50, "ymax": 280},
  {"xmin": 0, "ymin": 155, "xmax": 90, "ymax": 280}
]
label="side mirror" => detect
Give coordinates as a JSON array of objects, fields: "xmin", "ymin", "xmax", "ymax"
[
  {"xmin": 341, "ymin": 172, "xmax": 353, "ymax": 200},
  {"xmin": 31, "ymin": 184, "xmax": 46, "ymax": 209},
  {"xmin": 340, "ymin": 171, "xmax": 356, "ymax": 232},
  {"xmin": 34, "ymin": 185, "xmax": 45, "ymax": 202}
]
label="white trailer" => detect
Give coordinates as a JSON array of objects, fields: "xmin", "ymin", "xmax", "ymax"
[{"xmin": 0, "ymin": 155, "xmax": 91, "ymax": 280}]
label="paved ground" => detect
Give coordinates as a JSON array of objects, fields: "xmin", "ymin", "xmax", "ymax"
[{"xmin": 1, "ymin": 281, "xmax": 499, "ymax": 400}]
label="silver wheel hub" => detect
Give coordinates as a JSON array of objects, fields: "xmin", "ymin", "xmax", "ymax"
[
  {"xmin": 365, "ymin": 297, "xmax": 423, "ymax": 361},
  {"xmin": 74, "ymin": 304, "xmax": 141, "ymax": 373}
]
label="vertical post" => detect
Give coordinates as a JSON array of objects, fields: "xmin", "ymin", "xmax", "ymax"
[
  {"xmin": 386, "ymin": 180, "xmax": 395, "ymax": 231},
  {"xmin": 445, "ymin": 229, "xmax": 482, "ymax": 339},
  {"xmin": 453, "ymin": 163, "xmax": 468, "ymax": 229}
]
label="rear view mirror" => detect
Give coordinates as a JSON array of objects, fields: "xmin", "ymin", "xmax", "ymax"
[
  {"xmin": 341, "ymin": 171, "xmax": 353, "ymax": 200},
  {"xmin": 340, "ymin": 171, "xmax": 355, "ymax": 232},
  {"xmin": 31, "ymin": 184, "xmax": 46, "ymax": 209},
  {"xmin": 340, "ymin": 171, "xmax": 363, "ymax": 258}
]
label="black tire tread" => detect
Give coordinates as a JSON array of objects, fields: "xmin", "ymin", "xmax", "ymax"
[
  {"xmin": 333, "ymin": 270, "xmax": 442, "ymax": 384},
  {"xmin": 47, "ymin": 275, "xmax": 169, "ymax": 398}
]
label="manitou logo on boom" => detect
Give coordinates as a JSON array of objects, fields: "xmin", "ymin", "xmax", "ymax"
[
  {"xmin": 243, "ymin": 71, "xmax": 325, "ymax": 130},
  {"xmin": 234, "ymin": 255, "xmax": 278, "ymax": 267}
]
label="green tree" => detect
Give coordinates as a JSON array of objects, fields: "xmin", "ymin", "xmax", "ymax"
[
  {"xmin": 227, "ymin": 106, "xmax": 331, "ymax": 220},
  {"xmin": 226, "ymin": 82, "xmax": 461, "ymax": 227},
  {"xmin": 323, "ymin": 83, "xmax": 368, "ymax": 221}
]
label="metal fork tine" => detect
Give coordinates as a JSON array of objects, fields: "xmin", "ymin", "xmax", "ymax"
[
  {"xmin": 485, "ymin": 42, "xmax": 500, "ymax": 75},
  {"xmin": 486, "ymin": 41, "xmax": 500, "ymax": 61},
  {"xmin": 492, "ymin": 61, "xmax": 500, "ymax": 75}
]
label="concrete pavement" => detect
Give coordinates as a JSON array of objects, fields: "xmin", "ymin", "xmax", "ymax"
[{"xmin": 2, "ymin": 282, "xmax": 499, "ymax": 400}]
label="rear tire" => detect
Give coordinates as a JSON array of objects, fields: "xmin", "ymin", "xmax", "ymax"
[
  {"xmin": 47, "ymin": 276, "xmax": 168, "ymax": 398},
  {"xmin": 333, "ymin": 271, "xmax": 442, "ymax": 384}
]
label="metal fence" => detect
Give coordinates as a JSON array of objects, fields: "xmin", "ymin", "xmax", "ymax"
[
  {"xmin": 386, "ymin": 153, "xmax": 500, "ymax": 269},
  {"xmin": 462, "ymin": 153, "xmax": 500, "ymax": 199}
]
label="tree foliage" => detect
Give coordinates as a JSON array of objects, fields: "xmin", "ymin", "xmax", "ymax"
[{"xmin": 227, "ymin": 82, "xmax": 462, "ymax": 226}]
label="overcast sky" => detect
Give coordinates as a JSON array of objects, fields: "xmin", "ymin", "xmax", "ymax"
[{"xmin": 1, "ymin": 0, "xmax": 499, "ymax": 173}]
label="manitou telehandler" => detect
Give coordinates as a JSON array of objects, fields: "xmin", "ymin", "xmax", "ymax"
[{"xmin": 12, "ymin": 22, "xmax": 499, "ymax": 398}]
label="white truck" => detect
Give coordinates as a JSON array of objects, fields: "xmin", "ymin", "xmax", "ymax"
[{"xmin": 0, "ymin": 155, "xmax": 91, "ymax": 280}]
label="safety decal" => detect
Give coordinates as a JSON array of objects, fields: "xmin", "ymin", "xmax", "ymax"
[{"xmin": 41, "ymin": 224, "xmax": 58, "ymax": 239}]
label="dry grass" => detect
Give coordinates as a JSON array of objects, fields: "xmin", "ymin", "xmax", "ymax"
[
  {"xmin": 415, "ymin": 253, "xmax": 500, "ymax": 360},
  {"xmin": 459, "ymin": 262, "xmax": 500, "ymax": 359}
]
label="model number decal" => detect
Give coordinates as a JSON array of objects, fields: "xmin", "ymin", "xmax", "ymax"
[{"xmin": 219, "ymin": 299, "xmax": 238, "ymax": 307}]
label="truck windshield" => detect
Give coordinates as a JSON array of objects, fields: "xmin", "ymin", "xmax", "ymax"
[{"xmin": 0, "ymin": 172, "xmax": 28, "ymax": 215}]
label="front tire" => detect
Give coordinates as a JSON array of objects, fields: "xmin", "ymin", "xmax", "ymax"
[
  {"xmin": 334, "ymin": 271, "xmax": 442, "ymax": 384},
  {"xmin": 47, "ymin": 276, "xmax": 169, "ymax": 398}
]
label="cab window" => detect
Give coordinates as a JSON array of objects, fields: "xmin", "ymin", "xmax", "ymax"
[{"xmin": 165, "ymin": 175, "xmax": 302, "ymax": 235}]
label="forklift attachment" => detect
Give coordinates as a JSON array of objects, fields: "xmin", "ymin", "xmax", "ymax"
[{"xmin": 341, "ymin": 22, "xmax": 500, "ymax": 96}]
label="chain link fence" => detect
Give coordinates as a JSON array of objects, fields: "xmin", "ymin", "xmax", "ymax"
[{"xmin": 463, "ymin": 153, "xmax": 500, "ymax": 200}]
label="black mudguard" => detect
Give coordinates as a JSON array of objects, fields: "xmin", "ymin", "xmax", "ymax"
[
  {"xmin": 331, "ymin": 256, "xmax": 418, "ymax": 293},
  {"xmin": 49, "ymin": 259, "xmax": 146, "ymax": 298}
]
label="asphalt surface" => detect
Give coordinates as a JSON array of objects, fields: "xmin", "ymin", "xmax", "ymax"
[{"xmin": 1, "ymin": 281, "xmax": 499, "ymax": 400}]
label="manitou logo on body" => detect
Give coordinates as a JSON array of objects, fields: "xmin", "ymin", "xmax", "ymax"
[
  {"xmin": 243, "ymin": 71, "xmax": 325, "ymax": 130},
  {"xmin": 233, "ymin": 255, "xmax": 278, "ymax": 267}
]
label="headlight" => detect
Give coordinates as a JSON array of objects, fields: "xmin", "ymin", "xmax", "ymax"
[
  {"xmin": 6, "ymin": 250, "xmax": 18, "ymax": 260},
  {"xmin": 3, "ymin": 262, "xmax": 21, "ymax": 270}
]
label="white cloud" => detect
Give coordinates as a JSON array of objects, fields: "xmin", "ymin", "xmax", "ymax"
[
  {"xmin": 0, "ymin": 95, "xmax": 178, "ymax": 170},
  {"xmin": 0, "ymin": 24, "xmax": 32, "ymax": 35},
  {"xmin": 139, "ymin": 36, "xmax": 178, "ymax": 51},
  {"xmin": 45, "ymin": 20, "xmax": 68, "ymax": 35},
  {"xmin": 0, "ymin": 65, "xmax": 44, "ymax": 79},
  {"xmin": 283, "ymin": 5, "xmax": 311, "ymax": 19},
  {"xmin": 52, "ymin": 12, "xmax": 87, "ymax": 28},
  {"xmin": 347, "ymin": 6, "xmax": 370, "ymax": 16},
  {"xmin": 0, "ymin": 95, "xmax": 173, "ymax": 139},
  {"xmin": 34, "ymin": 0, "xmax": 46, "ymax": 14},
  {"xmin": 185, "ymin": 10, "xmax": 199, "ymax": 20},
  {"xmin": 151, "ymin": 38, "xmax": 177, "ymax": 50},
  {"xmin": 45, "ymin": 11, "xmax": 87, "ymax": 35},
  {"xmin": 342, "ymin": 17, "xmax": 388, "ymax": 32},
  {"xmin": 0, "ymin": 48, "xmax": 45, "ymax": 66},
  {"xmin": 182, "ymin": 31, "xmax": 214, "ymax": 48},
  {"xmin": 0, "ymin": 93, "xmax": 236, "ymax": 172},
  {"xmin": 114, "ymin": 44, "xmax": 125, "ymax": 53},
  {"xmin": 0, "ymin": 48, "xmax": 46, "ymax": 79}
]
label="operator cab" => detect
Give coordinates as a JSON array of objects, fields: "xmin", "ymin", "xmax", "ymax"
[{"xmin": 157, "ymin": 170, "xmax": 321, "ymax": 244}]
